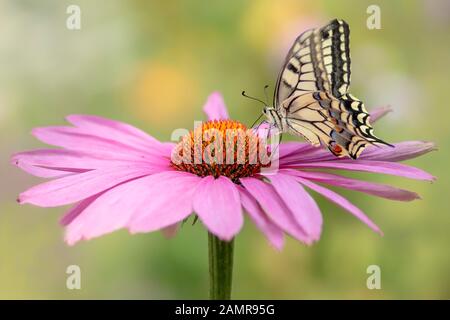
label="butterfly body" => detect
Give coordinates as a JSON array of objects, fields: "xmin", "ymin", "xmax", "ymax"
[{"xmin": 263, "ymin": 19, "xmax": 392, "ymax": 159}]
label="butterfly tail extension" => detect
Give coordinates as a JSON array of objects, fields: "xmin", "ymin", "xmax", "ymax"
[{"xmin": 338, "ymin": 93, "xmax": 394, "ymax": 149}]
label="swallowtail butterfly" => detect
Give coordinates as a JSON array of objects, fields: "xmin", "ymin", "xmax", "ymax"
[{"xmin": 262, "ymin": 19, "xmax": 392, "ymax": 159}]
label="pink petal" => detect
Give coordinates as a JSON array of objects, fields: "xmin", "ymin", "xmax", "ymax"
[
  {"xmin": 128, "ymin": 172, "xmax": 200, "ymax": 234},
  {"xmin": 287, "ymin": 160, "xmax": 435, "ymax": 181},
  {"xmin": 280, "ymin": 140, "xmax": 436, "ymax": 165},
  {"xmin": 278, "ymin": 130, "xmax": 434, "ymax": 167},
  {"xmin": 11, "ymin": 149, "xmax": 156, "ymax": 172},
  {"xmin": 60, "ymin": 194, "xmax": 103, "ymax": 226},
  {"xmin": 66, "ymin": 114, "xmax": 158, "ymax": 143},
  {"xmin": 66, "ymin": 171, "xmax": 199, "ymax": 245},
  {"xmin": 268, "ymin": 173, "xmax": 322, "ymax": 240},
  {"xmin": 279, "ymin": 141, "xmax": 318, "ymax": 159},
  {"xmin": 360, "ymin": 141, "xmax": 437, "ymax": 162},
  {"xmin": 287, "ymin": 170, "xmax": 420, "ymax": 201},
  {"xmin": 12, "ymin": 159, "xmax": 79, "ymax": 178},
  {"xmin": 66, "ymin": 114, "xmax": 169, "ymax": 154},
  {"xmin": 202, "ymin": 92, "xmax": 229, "ymax": 121},
  {"xmin": 279, "ymin": 144, "xmax": 332, "ymax": 163},
  {"xmin": 240, "ymin": 177, "xmax": 313, "ymax": 244},
  {"xmin": 32, "ymin": 126, "xmax": 166, "ymax": 160},
  {"xmin": 192, "ymin": 176, "xmax": 243, "ymax": 241},
  {"xmin": 238, "ymin": 187, "xmax": 284, "ymax": 250},
  {"xmin": 370, "ymin": 106, "xmax": 392, "ymax": 123},
  {"xmin": 294, "ymin": 176, "xmax": 382, "ymax": 234},
  {"xmin": 18, "ymin": 164, "xmax": 158, "ymax": 207}
]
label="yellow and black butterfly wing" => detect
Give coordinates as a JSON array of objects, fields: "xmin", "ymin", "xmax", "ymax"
[
  {"xmin": 319, "ymin": 19, "xmax": 352, "ymax": 98},
  {"xmin": 280, "ymin": 92, "xmax": 391, "ymax": 159},
  {"xmin": 274, "ymin": 19, "xmax": 391, "ymax": 158},
  {"xmin": 274, "ymin": 19, "xmax": 351, "ymax": 107}
]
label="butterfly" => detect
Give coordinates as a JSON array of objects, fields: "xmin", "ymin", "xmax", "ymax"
[{"xmin": 261, "ymin": 18, "xmax": 392, "ymax": 159}]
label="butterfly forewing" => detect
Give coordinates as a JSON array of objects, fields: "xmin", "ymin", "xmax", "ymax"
[
  {"xmin": 320, "ymin": 19, "xmax": 351, "ymax": 98},
  {"xmin": 274, "ymin": 19, "xmax": 351, "ymax": 108}
]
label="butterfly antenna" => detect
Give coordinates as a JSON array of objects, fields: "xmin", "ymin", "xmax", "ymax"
[
  {"xmin": 250, "ymin": 113, "xmax": 264, "ymax": 129},
  {"xmin": 242, "ymin": 91, "xmax": 267, "ymax": 106},
  {"xmin": 263, "ymin": 84, "xmax": 270, "ymax": 105}
]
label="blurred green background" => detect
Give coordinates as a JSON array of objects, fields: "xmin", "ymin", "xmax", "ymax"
[{"xmin": 1, "ymin": 0, "xmax": 449, "ymax": 299}]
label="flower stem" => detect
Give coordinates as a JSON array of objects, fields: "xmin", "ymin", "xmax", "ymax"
[{"xmin": 208, "ymin": 232, "xmax": 234, "ymax": 300}]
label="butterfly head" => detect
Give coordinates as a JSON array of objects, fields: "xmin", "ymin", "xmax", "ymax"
[
  {"xmin": 263, "ymin": 106, "xmax": 284, "ymax": 130},
  {"xmin": 262, "ymin": 105, "xmax": 272, "ymax": 119}
]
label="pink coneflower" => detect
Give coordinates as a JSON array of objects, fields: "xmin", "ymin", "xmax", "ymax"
[
  {"xmin": 13, "ymin": 92, "xmax": 435, "ymax": 248},
  {"xmin": 12, "ymin": 92, "xmax": 435, "ymax": 299}
]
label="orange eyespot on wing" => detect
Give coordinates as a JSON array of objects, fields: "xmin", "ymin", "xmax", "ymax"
[
  {"xmin": 333, "ymin": 144, "xmax": 342, "ymax": 154},
  {"xmin": 328, "ymin": 141, "xmax": 344, "ymax": 157}
]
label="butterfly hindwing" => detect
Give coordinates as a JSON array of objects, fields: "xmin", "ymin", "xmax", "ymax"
[{"xmin": 280, "ymin": 91, "xmax": 389, "ymax": 159}]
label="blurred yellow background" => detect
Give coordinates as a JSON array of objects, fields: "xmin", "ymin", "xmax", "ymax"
[{"xmin": 1, "ymin": 0, "xmax": 449, "ymax": 299}]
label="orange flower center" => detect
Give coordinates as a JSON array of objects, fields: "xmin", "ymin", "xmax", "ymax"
[{"xmin": 171, "ymin": 120, "xmax": 270, "ymax": 183}]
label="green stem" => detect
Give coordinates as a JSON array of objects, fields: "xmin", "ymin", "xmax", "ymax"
[{"xmin": 208, "ymin": 232, "xmax": 234, "ymax": 300}]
